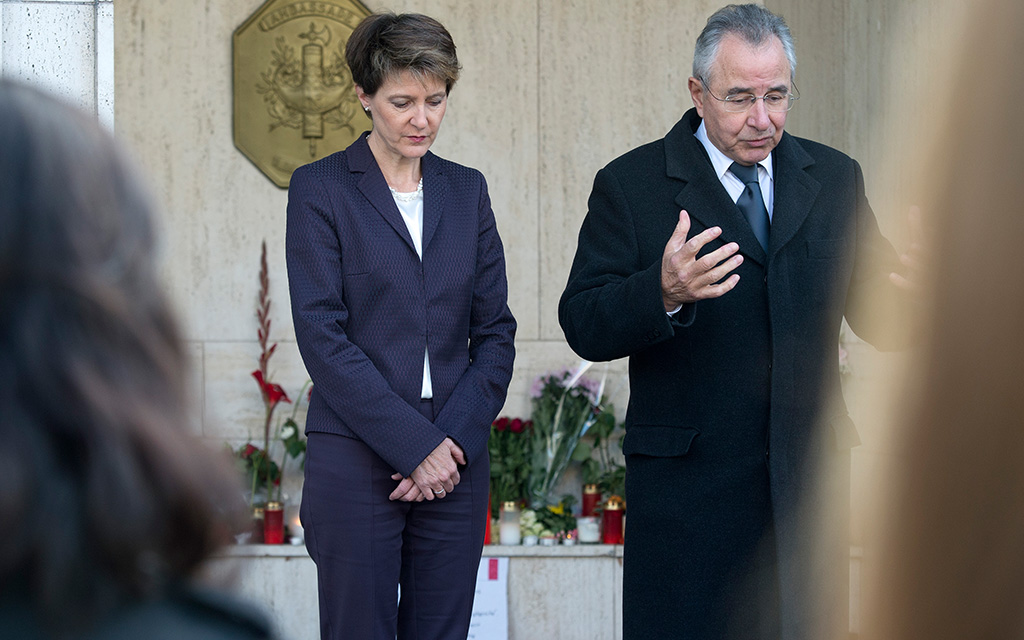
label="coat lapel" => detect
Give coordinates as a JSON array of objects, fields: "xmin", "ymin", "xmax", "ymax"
[
  {"xmin": 666, "ymin": 111, "xmax": 767, "ymax": 266},
  {"xmin": 768, "ymin": 133, "xmax": 820, "ymax": 257},
  {"xmin": 348, "ymin": 134, "xmax": 419, "ymax": 255}
]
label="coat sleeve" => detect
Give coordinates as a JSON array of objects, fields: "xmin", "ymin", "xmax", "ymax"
[
  {"xmin": 286, "ymin": 166, "xmax": 447, "ymax": 477},
  {"xmin": 559, "ymin": 166, "xmax": 677, "ymax": 362},
  {"xmin": 432, "ymin": 176, "xmax": 517, "ymax": 465}
]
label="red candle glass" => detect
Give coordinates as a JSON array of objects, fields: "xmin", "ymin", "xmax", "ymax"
[
  {"xmin": 601, "ymin": 496, "xmax": 625, "ymax": 544},
  {"xmin": 582, "ymin": 483, "xmax": 601, "ymax": 517},
  {"xmin": 250, "ymin": 506, "xmax": 265, "ymax": 544},
  {"xmin": 485, "ymin": 496, "xmax": 493, "ymax": 544},
  {"xmin": 263, "ymin": 501, "xmax": 285, "ymax": 544}
]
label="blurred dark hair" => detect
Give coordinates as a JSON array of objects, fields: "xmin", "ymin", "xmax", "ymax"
[
  {"xmin": 345, "ymin": 12, "xmax": 461, "ymax": 96},
  {"xmin": 0, "ymin": 81, "xmax": 242, "ymax": 634}
]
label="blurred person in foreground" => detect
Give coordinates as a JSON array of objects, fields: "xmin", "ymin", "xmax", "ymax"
[
  {"xmin": 286, "ymin": 12, "xmax": 516, "ymax": 640},
  {"xmin": 0, "ymin": 80, "xmax": 276, "ymax": 638},
  {"xmin": 560, "ymin": 4, "xmax": 916, "ymax": 639},
  {"xmin": 0, "ymin": 80, "xmax": 274, "ymax": 638},
  {"xmin": 854, "ymin": 0, "xmax": 1024, "ymax": 637}
]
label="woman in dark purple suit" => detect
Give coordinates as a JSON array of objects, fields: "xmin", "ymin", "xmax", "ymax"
[{"xmin": 286, "ymin": 13, "xmax": 516, "ymax": 640}]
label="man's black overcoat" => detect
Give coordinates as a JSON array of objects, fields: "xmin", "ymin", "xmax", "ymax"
[{"xmin": 559, "ymin": 108, "xmax": 905, "ymax": 640}]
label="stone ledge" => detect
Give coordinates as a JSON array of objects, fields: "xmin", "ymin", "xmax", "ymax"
[{"xmin": 219, "ymin": 543, "xmax": 624, "ymax": 559}]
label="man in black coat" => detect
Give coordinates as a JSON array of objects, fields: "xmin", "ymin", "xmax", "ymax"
[{"xmin": 559, "ymin": 5, "xmax": 910, "ymax": 639}]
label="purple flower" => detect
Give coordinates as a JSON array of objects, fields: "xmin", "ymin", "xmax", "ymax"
[{"xmin": 574, "ymin": 375, "xmax": 602, "ymax": 404}]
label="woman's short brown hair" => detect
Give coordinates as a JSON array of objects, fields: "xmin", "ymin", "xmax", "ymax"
[{"xmin": 345, "ymin": 12, "xmax": 461, "ymax": 95}]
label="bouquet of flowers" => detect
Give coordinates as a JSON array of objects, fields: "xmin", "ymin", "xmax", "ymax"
[
  {"xmin": 236, "ymin": 241, "xmax": 308, "ymax": 507},
  {"xmin": 572, "ymin": 408, "xmax": 626, "ymax": 498},
  {"xmin": 232, "ymin": 442, "xmax": 281, "ymax": 500},
  {"xmin": 537, "ymin": 496, "xmax": 578, "ymax": 538},
  {"xmin": 271, "ymin": 380, "xmax": 310, "ymax": 502},
  {"xmin": 527, "ymin": 362, "xmax": 609, "ymax": 507},
  {"xmin": 488, "ymin": 416, "xmax": 533, "ymax": 515},
  {"xmin": 520, "ymin": 496, "xmax": 578, "ymax": 540}
]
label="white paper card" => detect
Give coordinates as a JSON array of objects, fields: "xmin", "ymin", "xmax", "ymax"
[{"xmin": 468, "ymin": 556, "xmax": 509, "ymax": 640}]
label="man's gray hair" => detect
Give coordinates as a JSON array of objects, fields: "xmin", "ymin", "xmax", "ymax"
[{"xmin": 692, "ymin": 4, "xmax": 797, "ymax": 83}]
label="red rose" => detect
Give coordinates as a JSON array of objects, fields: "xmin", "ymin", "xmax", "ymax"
[
  {"xmin": 510, "ymin": 418, "xmax": 524, "ymax": 433},
  {"xmin": 242, "ymin": 444, "xmax": 258, "ymax": 458},
  {"xmin": 494, "ymin": 417, "xmax": 509, "ymax": 432}
]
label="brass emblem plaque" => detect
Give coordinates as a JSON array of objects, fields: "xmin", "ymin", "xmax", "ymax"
[{"xmin": 233, "ymin": 0, "xmax": 372, "ymax": 188}]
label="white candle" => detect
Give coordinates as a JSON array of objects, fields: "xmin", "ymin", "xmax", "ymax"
[
  {"xmin": 499, "ymin": 521, "xmax": 521, "ymax": 545},
  {"xmin": 577, "ymin": 516, "xmax": 601, "ymax": 543}
]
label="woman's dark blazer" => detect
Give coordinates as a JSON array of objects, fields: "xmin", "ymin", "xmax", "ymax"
[{"xmin": 286, "ymin": 133, "xmax": 516, "ymax": 477}]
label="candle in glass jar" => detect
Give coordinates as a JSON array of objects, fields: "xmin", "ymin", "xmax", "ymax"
[
  {"xmin": 289, "ymin": 516, "xmax": 304, "ymax": 546},
  {"xmin": 250, "ymin": 506, "xmax": 265, "ymax": 544},
  {"xmin": 577, "ymin": 516, "xmax": 601, "ymax": 543},
  {"xmin": 485, "ymin": 497, "xmax": 493, "ymax": 544},
  {"xmin": 582, "ymin": 483, "xmax": 601, "ymax": 517},
  {"xmin": 263, "ymin": 501, "xmax": 285, "ymax": 545},
  {"xmin": 499, "ymin": 501, "xmax": 521, "ymax": 545},
  {"xmin": 601, "ymin": 496, "xmax": 625, "ymax": 544}
]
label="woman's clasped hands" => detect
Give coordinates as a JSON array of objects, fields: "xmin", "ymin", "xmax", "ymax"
[{"xmin": 389, "ymin": 437, "xmax": 467, "ymax": 502}]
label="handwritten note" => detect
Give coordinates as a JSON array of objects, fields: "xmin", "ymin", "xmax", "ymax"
[{"xmin": 468, "ymin": 556, "xmax": 509, "ymax": 640}]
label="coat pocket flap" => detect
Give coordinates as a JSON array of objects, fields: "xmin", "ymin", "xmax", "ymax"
[
  {"xmin": 829, "ymin": 414, "xmax": 860, "ymax": 450},
  {"xmin": 622, "ymin": 426, "xmax": 699, "ymax": 457}
]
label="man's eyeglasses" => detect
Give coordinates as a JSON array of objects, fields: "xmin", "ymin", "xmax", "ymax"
[{"xmin": 699, "ymin": 77, "xmax": 799, "ymax": 113}]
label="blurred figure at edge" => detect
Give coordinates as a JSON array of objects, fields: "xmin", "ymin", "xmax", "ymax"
[
  {"xmin": 0, "ymin": 81, "xmax": 275, "ymax": 640},
  {"xmin": 854, "ymin": 0, "xmax": 1024, "ymax": 638}
]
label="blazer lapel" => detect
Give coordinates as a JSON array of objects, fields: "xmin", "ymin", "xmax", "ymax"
[
  {"xmin": 421, "ymin": 152, "xmax": 445, "ymax": 252},
  {"xmin": 666, "ymin": 111, "xmax": 767, "ymax": 266},
  {"xmin": 768, "ymin": 133, "xmax": 820, "ymax": 257},
  {"xmin": 349, "ymin": 134, "xmax": 419, "ymax": 255}
]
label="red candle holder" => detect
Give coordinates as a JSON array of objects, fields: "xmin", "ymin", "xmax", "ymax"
[
  {"xmin": 485, "ymin": 495, "xmax": 493, "ymax": 544},
  {"xmin": 250, "ymin": 506, "xmax": 265, "ymax": 544},
  {"xmin": 582, "ymin": 483, "xmax": 601, "ymax": 517},
  {"xmin": 601, "ymin": 496, "xmax": 625, "ymax": 544},
  {"xmin": 263, "ymin": 501, "xmax": 285, "ymax": 544}
]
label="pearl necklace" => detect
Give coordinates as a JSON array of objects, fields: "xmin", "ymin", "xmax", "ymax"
[{"xmin": 389, "ymin": 179, "xmax": 423, "ymax": 203}]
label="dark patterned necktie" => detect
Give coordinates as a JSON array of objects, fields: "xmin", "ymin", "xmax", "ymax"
[{"xmin": 729, "ymin": 162, "xmax": 770, "ymax": 251}]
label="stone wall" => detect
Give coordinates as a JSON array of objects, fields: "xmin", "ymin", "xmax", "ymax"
[
  {"xmin": 110, "ymin": 0, "xmax": 963, "ymax": 544},
  {"xmin": 0, "ymin": 0, "xmax": 113, "ymax": 126}
]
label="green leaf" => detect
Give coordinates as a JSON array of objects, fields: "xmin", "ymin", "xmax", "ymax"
[
  {"xmin": 571, "ymin": 441, "xmax": 593, "ymax": 462},
  {"xmin": 580, "ymin": 459, "xmax": 600, "ymax": 485}
]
